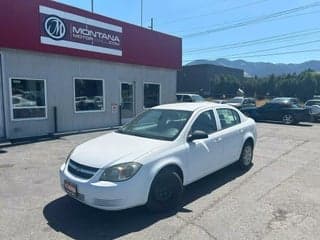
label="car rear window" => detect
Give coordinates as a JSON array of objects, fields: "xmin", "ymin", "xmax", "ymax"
[{"xmin": 217, "ymin": 109, "xmax": 241, "ymax": 129}]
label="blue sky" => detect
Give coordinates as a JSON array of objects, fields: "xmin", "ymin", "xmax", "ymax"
[{"xmin": 55, "ymin": 0, "xmax": 320, "ymax": 64}]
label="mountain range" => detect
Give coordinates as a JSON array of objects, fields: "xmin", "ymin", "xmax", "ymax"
[{"xmin": 186, "ymin": 58, "xmax": 320, "ymax": 77}]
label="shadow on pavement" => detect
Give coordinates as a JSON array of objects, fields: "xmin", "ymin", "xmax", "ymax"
[{"xmin": 43, "ymin": 163, "xmax": 249, "ymax": 240}]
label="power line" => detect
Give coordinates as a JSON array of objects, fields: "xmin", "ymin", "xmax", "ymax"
[
  {"xmin": 172, "ymin": 8, "xmax": 320, "ymax": 36},
  {"xmin": 220, "ymin": 39, "xmax": 320, "ymax": 58},
  {"xmin": 229, "ymin": 48, "xmax": 320, "ymax": 59},
  {"xmin": 183, "ymin": 49, "xmax": 320, "ymax": 62},
  {"xmin": 181, "ymin": 2, "xmax": 320, "ymax": 38},
  {"xmin": 184, "ymin": 28, "xmax": 320, "ymax": 54},
  {"xmin": 144, "ymin": 0, "xmax": 235, "ymax": 26},
  {"xmin": 157, "ymin": 0, "xmax": 270, "ymax": 26}
]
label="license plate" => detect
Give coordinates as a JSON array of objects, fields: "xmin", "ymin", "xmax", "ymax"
[{"xmin": 64, "ymin": 180, "xmax": 77, "ymax": 197}]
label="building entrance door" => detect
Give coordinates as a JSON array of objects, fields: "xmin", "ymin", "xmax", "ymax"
[
  {"xmin": 120, "ymin": 82, "xmax": 135, "ymax": 124},
  {"xmin": 0, "ymin": 54, "xmax": 5, "ymax": 139}
]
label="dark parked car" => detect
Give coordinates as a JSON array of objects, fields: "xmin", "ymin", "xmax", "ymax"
[
  {"xmin": 241, "ymin": 101, "xmax": 310, "ymax": 125},
  {"xmin": 305, "ymin": 99, "xmax": 320, "ymax": 121},
  {"xmin": 226, "ymin": 97, "xmax": 256, "ymax": 109}
]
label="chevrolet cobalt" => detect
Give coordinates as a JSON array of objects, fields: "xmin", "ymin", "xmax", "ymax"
[{"xmin": 60, "ymin": 102, "xmax": 257, "ymax": 212}]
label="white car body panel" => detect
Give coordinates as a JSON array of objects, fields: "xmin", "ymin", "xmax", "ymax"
[
  {"xmin": 71, "ymin": 132, "xmax": 170, "ymax": 169},
  {"xmin": 60, "ymin": 102, "xmax": 257, "ymax": 210}
]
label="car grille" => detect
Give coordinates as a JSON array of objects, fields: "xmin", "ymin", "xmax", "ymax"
[{"xmin": 68, "ymin": 159, "xmax": 99, "ymax": 179}]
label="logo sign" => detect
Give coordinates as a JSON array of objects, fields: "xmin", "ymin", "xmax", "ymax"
[
  {"xmin": 44, "ymin": 16, "xmax": 66, "ymax": 40},
  {"xmin": 39, "ymin": 6, "xmax": 122, "ymax": 56}
]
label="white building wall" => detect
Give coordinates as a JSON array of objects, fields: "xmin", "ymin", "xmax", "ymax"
[
  {"xmin": 0, "ymin": 52, "xmax": 5, "ymax": 139},
  {"xmin": 1, "ymin": 49, "xmax": 177, "ymax": 139}
]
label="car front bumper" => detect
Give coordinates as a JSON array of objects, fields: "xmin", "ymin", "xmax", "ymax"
[{"xmin": 59, "ymin": 163, "xmax": 151, "ymax": 211}]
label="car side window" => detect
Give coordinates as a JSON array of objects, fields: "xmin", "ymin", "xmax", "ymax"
[
  {"xmin": 191, "ymin": 110, "xmax": 217, "ymax": 134},
  {"xmin": 217, "ymin": 109, "xmax": 241, "ymax": 129},
  {"xmin": 183, "ymin": 95, "xmax": 193, "ymax": 102}
]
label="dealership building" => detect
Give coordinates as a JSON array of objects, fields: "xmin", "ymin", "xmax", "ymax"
[{"xmin": 0, "ymin": 0, "xmax": 181, "ymax": 140}]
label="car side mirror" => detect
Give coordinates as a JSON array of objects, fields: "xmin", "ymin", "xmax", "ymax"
[{"xmin": 187, "ymin": 130, "xmax": 208, "ymax": 142}]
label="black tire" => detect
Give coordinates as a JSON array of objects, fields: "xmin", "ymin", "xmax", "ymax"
[
  {"xmin": 147, "ymin": 170, "xmax": 183, "ymax": 212},
  {"xmin": 238, "ymin": 142, "xmax": 253, "ymax": 170},
  {"xmin": 282, "ymin": 114, "xmax": 295, "ymax": 125}
]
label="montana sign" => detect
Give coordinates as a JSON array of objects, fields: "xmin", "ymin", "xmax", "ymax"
[{"xmin": 39, "ymin": 6, "xmax": 123, "ymax": 56}]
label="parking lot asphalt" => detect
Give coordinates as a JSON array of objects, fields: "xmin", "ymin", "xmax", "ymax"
[{"xmin": 0, "ymin": 122, "xmax": 320, "ymax": 240}]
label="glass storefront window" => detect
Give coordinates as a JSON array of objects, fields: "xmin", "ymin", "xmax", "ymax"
[
  {"xmin": 144, "ymin": 83, "xmax": 160, "ymax": 108},
  {"xmin": 10, "ymin": 78, "xmax": 47, "ymax": 120},
  {"xmin": 74, "ymin": 79, "xmax": 104, "ymax": 112}
]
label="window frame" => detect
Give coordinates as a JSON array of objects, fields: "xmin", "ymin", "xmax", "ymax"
[
  {"xmin": 216, "ymin": 108, "xmax": 241, "ymax": 130},
  {"xmin": 73, "ymin": 77, "xmax": 105, "ymax": 114},
  {"xmin": 9, "ymin": 77, "xmax": 48, "ymax": 121},
  {"xmin": 143, "ymin": 82, "xmax": 161, "ymax": 109}
]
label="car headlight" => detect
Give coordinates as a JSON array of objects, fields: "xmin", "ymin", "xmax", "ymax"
[{"xmin": 100, "ymin": 162, "xmax": 142, "ymax": 182}]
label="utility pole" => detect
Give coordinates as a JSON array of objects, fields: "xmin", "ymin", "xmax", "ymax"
[
  {"xmin": 91, "ymin": 0, "xmax": 94, "ymax": 13},
  {"xmin": 148, "ymin": 18, "xmax": 154, "ymax": 30},
  {"xmin": 140, "ymin": 0, "xmax": 143, "ymax": 27}
]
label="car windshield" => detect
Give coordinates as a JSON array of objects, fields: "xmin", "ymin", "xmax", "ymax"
[
  {"xmin": 191, "ymin": 95, "xmax": 204, "ymax": 102},
  {"xmin": 227, "ymin": 98, "xmax": 243, "ymax": 103},
  {"xmin": 117, "ymin": 109, "xmax": 192, "ymax": 141}
]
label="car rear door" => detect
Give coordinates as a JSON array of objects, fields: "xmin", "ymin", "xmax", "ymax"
[{"xmin": 216, "ymin": 108, "xmax": 244, "ymax": 166}]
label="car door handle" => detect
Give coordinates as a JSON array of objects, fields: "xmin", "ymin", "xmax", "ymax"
[{"xmin": 214, "ymin": 137, "xmax": 222, "ymax": 143}]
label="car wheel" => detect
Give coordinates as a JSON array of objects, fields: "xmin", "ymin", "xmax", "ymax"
[
  {"xmin": 147, "ymin": 170, "xmax": 183, "ymax": 212},
  {"xmin": 239, "ymin": 142, "xmax": 253, "ymax": 170},
  {"xmin": 282, "ymin": 114, "xmax": 295, "ymax": 125}
]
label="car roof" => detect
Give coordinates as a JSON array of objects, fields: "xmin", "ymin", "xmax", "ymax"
[
  {"xmin": 153, "ymin": 102, "xmax": 223, "ymax": 111},
  {"xmin": 272, "ymin": 97, "xmax": 297, "ymax": 101}
]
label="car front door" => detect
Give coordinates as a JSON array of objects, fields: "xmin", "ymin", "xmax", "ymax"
[
  {"xmin": 216, "ymin": 108, "xmax": 244, "ymax": 166},
  {"xmin": 186, "ymin": 109, "xmax": 223, "ymax": 182},
  {"xmin": 258, "ymin": 103, "xmax": 277, "ymax": 120}
]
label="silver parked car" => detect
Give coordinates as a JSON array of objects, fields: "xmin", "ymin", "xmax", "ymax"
[{"xmin": 176, "ymin": 93, "xmax": 205, "ymax": 103}]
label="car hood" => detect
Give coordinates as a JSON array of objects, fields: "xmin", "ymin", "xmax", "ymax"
[{"xmin": 70, "ymin": 132, "xmax": 171, "ymax": 169}]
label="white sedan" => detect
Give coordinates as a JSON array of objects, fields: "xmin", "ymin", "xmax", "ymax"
[{"xmin": 59, "ymin": 102, "xmax": 257, "ymax": 212}]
